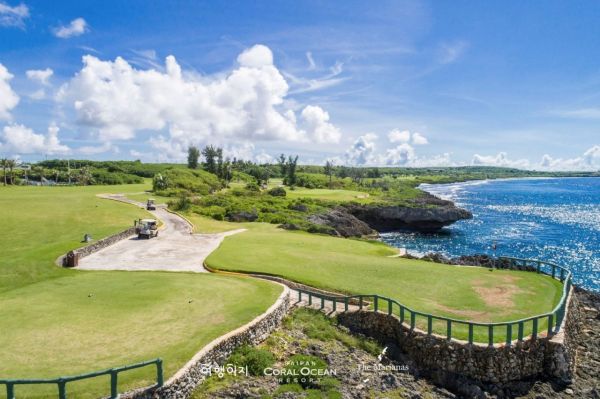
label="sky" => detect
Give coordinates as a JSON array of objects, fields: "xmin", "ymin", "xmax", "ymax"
[{"xmin": 0, "ymin": 0, "xmax": 599, "ymax": 170}]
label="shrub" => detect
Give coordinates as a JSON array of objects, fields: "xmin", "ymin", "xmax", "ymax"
[
  {"xmin": 267, "ymin": 186, "xmax": 286, "ymax": 197},
  {"xmin": 228, "ymin": 345, "xmax": 274, "ymax": 376},
  {"xmin": 157, "ymin": 168, "xmax": 222, "ymax": 196},
  {"xmin": 174, "ymin": 193, "xmax": 191, "ymax": 211},
  {"xmin": 245, "ymin": 181, "xmax": 261, "ymax": 192}
]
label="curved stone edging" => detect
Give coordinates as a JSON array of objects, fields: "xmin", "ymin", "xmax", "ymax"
[
  {"xmin": 203, "ymin": 263, "xmax": 365, "ymax": 306},
  {"xmin": 121, "ymin": 284, "xmax": 291, "ymax": 399}
]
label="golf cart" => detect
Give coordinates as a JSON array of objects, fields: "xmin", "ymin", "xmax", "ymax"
[
  {"xmin": 135, "ymin": 218, "xmax": 159, "ymax": 239},
  {"xmin": 146, "ymin": 198, "xmax": 156, "ymax": 210}
]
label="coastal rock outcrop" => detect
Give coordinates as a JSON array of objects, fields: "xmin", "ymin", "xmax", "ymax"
[
  {"xmin": 307, "ymin": 209, "xmax": 377, "ymax": 238},
  {"xmin": 343, "ymin": 194, "xmax": 473, "ymax": 233}
]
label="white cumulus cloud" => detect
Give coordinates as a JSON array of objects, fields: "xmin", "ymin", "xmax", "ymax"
[
  {"xmin": 26, "ymin": 68, "xmax": 53, "ymax": 86},
  {"xmin": 53, "ymin": 17, "xmax": 88, "ymax": 38},
  {"xmin": 345, "ymin": 133, "xmax": 377, "ymax": 165},
  {"xmin": 57, "ymin": 44, "xmax": 342, "ymax": 158},
  {"xmin": 540, "ymin": 145, "xmax": 600, "ymax": 171},
  {"xmin": 0, "ymin": 63, "xmax": 19, "ymax": 120},
  {"xmin": 388, "ymin": 129, "xmax": 410, "ymax": 143},
  {"xmin": 412, "ymin": 132, "xmax": 428, "ymax": 145},
  {"xmin": 382, "ymin": 143, "xmax": 415, "ymax": 165},
  {"xmin": 471, "ymin": 152, "xmax": 530, "ymax": 169},
  {"xmin": 0, "ymin": 1, "xmax": 28, "ymax": 28},
  {"xmin": 0, "ymin": 123, "xmax": 69, "ymax": 154}
]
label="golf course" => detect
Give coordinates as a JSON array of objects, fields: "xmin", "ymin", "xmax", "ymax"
[
  {"xmin": 1, "ymin": 177, "xmax": 565, "ymax": 396},
  {"xmin": 0, "ymin": 184, "xmax": 282, "ymax": 398}
]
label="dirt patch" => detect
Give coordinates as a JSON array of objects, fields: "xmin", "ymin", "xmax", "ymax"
[
  {"xmin": 433, "ymin": 275, "xmax": 526, "ymax": 322},
  {"xmin": 472, "ymin": 275, "xmax": 523, "ymax": 309}
]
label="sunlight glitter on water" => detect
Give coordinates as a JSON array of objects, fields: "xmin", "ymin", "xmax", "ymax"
[{"xmin": 381, "ymin": 177, "xmax": 600, "ymax": 292}]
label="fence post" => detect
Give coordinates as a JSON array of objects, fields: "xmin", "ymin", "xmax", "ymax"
[
  {"xmin": 388, "ymin": 300, "xmax": 392, "ymax": 315},
  {"xmin": 344, "ymin": 297, "xmax": 348, "ymax": 312},
  {"xmin": 298, "ymin": 290, "xmax": 302, "ymax": 302},
  {"xmin": 518, "ymin": 322, "xmax": 524, "ymax": 341},
  {"xmin": 552, "ymin": 265, "xmax": 556, "ymax": 278},
  {"xmin": 58, "ymin": 379, "xmax": 67, "ymax": 399},
  {"xmin": 332, "ymin": 297, "xmax": 337, "ymax": 312},
  {"xmin": 400, "ymin": 306, "xmax": 405, "ymax": 323},
  {"xmin": 506, "ymin": 324, "xmax": 512, "ymax": 346},
  {"xmin": 536, "ymin": 261, "xmax": 541, "ymax": 273},
  {"xmin": 427, "ymin": 315, "xmax": 432, "ymax": 335},
  {"xmin": 374, "ymin": 295, "xmax": 378, "ymax": 312},
  {"xmin": 488, "ymin": 325, "xmax": 493, "ymax": 347},
  {"xmin": 359, "ymin": 296, "xmax": 363, "ymax": 310},
  {"xmin": 157, "ymin": 358, "xmax": 164, "ymax": 387},
  {"xmin": 446, "ymin": 320, "xmax": 452, "ymax": 341},
  {"xmin": 6, "ymin": 382, "xmax": 15, "ymax": 399},
  {"xmin": 308, "ymin": 293, "xmax": 312, "ymax": 306},
  {"xmin": 110, "ymin": 369, "xmax": 118, "ymax": 399},
  {"xmin": 548, "ymin": 315, "xmax": 554, "ymax": 336},
  {"xmin": 532, "ymin": 318, "xmax": 538, "ymax": 339},
  {"xmin": 468, "ymin": 324, "xmax": 474, "ymax": 344},
  {"xmin": 320, "ymin": 296, "xmax": 325, "ymax": 310},
  {"xmin": 560, "ymin": 268, "xmax": 565, "ymax": 281},
  {"xmin": 410, "ymin": 312, "xmax": 416, "ymax": 331}
]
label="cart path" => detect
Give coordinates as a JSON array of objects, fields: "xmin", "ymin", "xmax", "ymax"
[{"xmin": 77, "ymin": 194, "xmax": 245, "ymax": 272}]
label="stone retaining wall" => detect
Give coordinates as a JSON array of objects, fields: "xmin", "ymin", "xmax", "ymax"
[
  {"xmin": 336, "ymin": 287, "xmax": 580, "ymax": 385},
  {"xmin": 60, "ymin": 226, "xmax": 136, "ymax": 266},
  {"xmin": 122, "ymin": 285, "xmax": 291, "ymax": 399}
]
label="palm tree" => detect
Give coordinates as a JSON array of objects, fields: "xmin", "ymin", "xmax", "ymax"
[
  {"xmin": 1, "ymin": 158, "xmax": 7, "ymax": 186},
  {"xmin": 7, "ymin": 159, "xmax": 16, "ymax": 185},
  {"xmin": 32, "ymin": 165, "xmax": 44, "ymax": 185}
]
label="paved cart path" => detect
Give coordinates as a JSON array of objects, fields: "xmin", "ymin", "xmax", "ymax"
[{"xmin": 77, "ymin": 194, "xmax": 245, "ymax": 272}]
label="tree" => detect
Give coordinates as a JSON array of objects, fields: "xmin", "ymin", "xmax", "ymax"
[
  {"xmin": 187, "ymin": 146, "xmax": 200, "ymax": 169},
  {"xmin": 216, "ymin": 147, "xmax": 224, "ymax": 178},
  {"xmin": 1, "ymin": 158, "xmax": 7, "ymax": 186},
  {"xmin": 7, "ymin": 159, "xmax": 16, "ymax": 185},
  {"xmin": 284, "ymin": 155, "xmax": 299, "ymax": 187},
  {"xmin": 32, "ymin": 165, "xmax": 45, "ymax": 184},
  {"xmin": 278, "ymin": 154, "xmax": 287, "ymax": 178},
  {"xmin": 202, "ymin": 145, "xmax": 218, "ymax": 174},
  {"xmin": 77, "ymin": 166, "xmax": 93, "ymax": 185},
  {"xmin": 324, "ymin": 160, "xmax": 334, "ymax": 188}
]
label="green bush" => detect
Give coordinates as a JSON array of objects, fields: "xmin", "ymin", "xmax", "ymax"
[
  {"xmin": 245, "ymin": 181, "xmax": 261, "ymax": 192},
  {"xmin": 267, "ymin": 186, "xmax": 286, "ymax": 197},
  {"xmin": 227, "ymin": 345, "xmax": 274, "ymax": 376},
  {"xmin": 156, "ymin": 168, "xmax": 222, "ymax": 196}
]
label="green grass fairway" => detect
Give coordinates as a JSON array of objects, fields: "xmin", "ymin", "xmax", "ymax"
[
  {"xmin": 0, "ymin": 185, "xmax": 282, "ymax": 398},
  {"xmin": 206, "ymin": 224, "xmax": 563, "ymax": 342},
  {"xmin": 286, "ymin": 187, "xmax": 374, "ymax": 203}
]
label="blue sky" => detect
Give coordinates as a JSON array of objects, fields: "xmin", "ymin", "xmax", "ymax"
[{"xmin": 0, "ymin": 0, "xmax": 599, "ymax": 169}]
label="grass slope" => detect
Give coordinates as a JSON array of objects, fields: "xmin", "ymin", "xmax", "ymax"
[
  {"xmin": 0, "ymin": 185, "xmax": 282, "ymax": 398},
  {"xmin": 206, "ymin": 224, "xmax": 563, "ymax": 341}
]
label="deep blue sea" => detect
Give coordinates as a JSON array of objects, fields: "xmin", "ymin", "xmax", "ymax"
[{"xmin": 380, "ymin": 177, "xmax": 600, "ymax": 292}]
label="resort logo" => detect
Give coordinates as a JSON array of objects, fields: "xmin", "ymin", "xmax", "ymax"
[
  {"xmin": 358, "ymin": 346, "xmax": 409, "ymax": 373},
  {"xmin": 199, "ymin": 363, "xmax": 249, "ymax": 378},
  {"xmin": 264, "ymin": 358, "xmax": 337, "ymax": 385}
]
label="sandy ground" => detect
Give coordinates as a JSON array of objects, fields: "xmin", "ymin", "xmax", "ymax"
[{"xmin": 77, "ymin": 195, "xmax": 245, "ymax": 272}]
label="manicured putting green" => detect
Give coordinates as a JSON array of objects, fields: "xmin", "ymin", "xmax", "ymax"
[{"xmin": 206, "ymin": 223, "xmax": 563, "ymax": 341}]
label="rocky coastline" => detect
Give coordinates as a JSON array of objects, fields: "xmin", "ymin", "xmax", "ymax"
[{"xmin": 306, "ymin": 192, "xmax": 473, "ymax": 237}]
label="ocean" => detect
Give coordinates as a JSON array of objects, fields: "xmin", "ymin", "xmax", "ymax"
[{"xmin": 380, "ymin": 177, "xmax": 600, "ymax": 292}]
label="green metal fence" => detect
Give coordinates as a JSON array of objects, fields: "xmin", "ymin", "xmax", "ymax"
[
  {"xmin": 297, "ymin": 257, "xmax": 572, "ymax": 345},
  {"xmin": 0, "ymin": 358, "xmax": 163, "ymax": 399}
]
